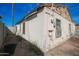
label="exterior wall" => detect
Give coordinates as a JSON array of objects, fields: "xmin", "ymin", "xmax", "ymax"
[
  {"xmin": 0, "ymin": 23, "xmax": 6, "ymax": 48},
  {"xmin": 3, "ymin": 25, "xmax": 7, "ymax": 41},
  {"xmin": 16, "ymin": 24, "xmax": 20, "ymax": 35},
  {"xmin": 16, "ymin": 7, "xmax": 75, "ymax": 53},
  {"xmin": 71, "ymin": 23, "xmax": 75, "ymax": 35},
  {"xmin": 41, "ymin": 3, "xmax": 72, "ymax": 22},
  {"xmin": 28, "ymin": 12, "xmax": 45, "ymax": 51},
  {"xmin": 16, "ymin": 11, "xmax": 46, "ymax": 52},
  {"xmin": 43, "ymin": 7, "xmax": 75, "ymax": 52},
  {"xmin": 0, "ymin": 23, "xmax": 4, "ymax": 48}
]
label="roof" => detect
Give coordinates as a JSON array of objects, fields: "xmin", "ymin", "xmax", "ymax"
[
  {"xmin": 16, "ymin": 5, "xmax": 44, "ymax": 25},
  {"xmin": 16, "ymin": 3, "xmax": 73, "ymax": 25}
]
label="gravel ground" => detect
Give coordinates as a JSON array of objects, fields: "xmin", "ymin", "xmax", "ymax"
[{"xmin": 46, "ymin": 34, "xmax": 79, "ymax": 56}]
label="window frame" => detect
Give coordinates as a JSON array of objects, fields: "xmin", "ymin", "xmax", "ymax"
[
  {"xmin": 55, "ymin": 19, "xmax": 62, "ymax": 38},
  {"xmin": 23, "ymin": 22, "xmax": 25, "ymax": 34}
]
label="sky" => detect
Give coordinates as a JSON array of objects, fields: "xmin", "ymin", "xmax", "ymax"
[
  {"xmin": 66, "ymin": 3, "xmax": 79, "ymax": 25},
  {"xmin": 0, "ymin": 3, "xmax": 79, "ymax": 26}
]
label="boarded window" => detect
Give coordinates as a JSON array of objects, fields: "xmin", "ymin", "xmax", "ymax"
[
  {"xmin": 56, "ymin": 19, "xmax": 61, "ymax": 38},
  {"xmin": 23, "ymin": 22, "xmax": 25, "ymax": 34}
]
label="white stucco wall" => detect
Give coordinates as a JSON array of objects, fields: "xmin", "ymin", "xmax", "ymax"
[
  {"xmin": 71, "ymin": 23, "xmax": 75, "ymax": 35},
  {"xmin": 43, "ymin": 7, "xmax": 75, "ymax": 52},
  {"xmin": 28, "ymin": 12, "xmax": 45, "ymax": 51},
  {"xmin": 16, "ymin": 11, "xmax": 46, "ymax": 52},
  {"xmin": 16, "ymin": 7, "xmax": 75, "ymax": 53}
]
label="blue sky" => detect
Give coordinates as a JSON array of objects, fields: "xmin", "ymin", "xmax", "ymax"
[
  {"xmin": 66, "ymin": 3, "xmax": 79, "ymax": 24},
  {"xmin": 0, "ymin": 3, "xmax": 79, "ymax": 26}
]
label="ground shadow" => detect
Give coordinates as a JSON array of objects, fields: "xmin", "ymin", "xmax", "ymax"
[
  {"xmin": 0, "ymin": 24, "xmax": 44, "ymax": 56},
  {"xmin": 1, "ymin": 28, "xmax": 44, "ymax": 56},
  {"xmin": 14, "ymin": 36, "xmax": 44, "ymax": 56},
  {"xmin": 3, "ymin": 44, "xmax": 17, "ymax": 56}
]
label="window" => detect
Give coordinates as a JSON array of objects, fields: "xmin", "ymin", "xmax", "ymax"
[
  {"xmin": 51, "ymin": 19, "xmax": 53, "ymax": 24},
  {"xmin": 23, "ymin": 22, "xmax": 25, "ymax": 34},
  {"xmin": 69, "ymin": 24, "xmax": 72, "ymax": 36},
  {"xmin": 56, "ymin": 19, "xmax": 62, "ymax": 38},
  {"xmin": 20, "ymin": 24, "xmax": 21, "ymax": 32}
]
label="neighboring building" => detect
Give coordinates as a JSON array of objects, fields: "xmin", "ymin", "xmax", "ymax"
[
  {"xmin": 75, "ymin": 25, "xmax": 79, "ymax": 30},
  {"xmin": 75, "ymin": 25, "xmax": 79, "ymax": 35},
  {"xmin": 0, "ymin": 21, "xmax": 7, "ymax": 48},
  {"xmin": 7, "ymin": 26, "xmax": 16, "ymax": 34},
  {"xmin": 16, "ymin": 3, "xmax": 75, "ymax": 53}
]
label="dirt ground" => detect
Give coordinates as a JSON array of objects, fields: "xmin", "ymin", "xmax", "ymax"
[{"xmin": 46, "ymin": 35, "xmax": 79, "ymax": 56}]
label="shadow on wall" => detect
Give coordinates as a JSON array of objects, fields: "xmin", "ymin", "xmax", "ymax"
[
  {"xmin": 1, "ymin": 26, "xmax": 44, "ymax": 56},
  {"xmin": 14, "ymin": 36, "xmax": 44, "ymax": 56}
]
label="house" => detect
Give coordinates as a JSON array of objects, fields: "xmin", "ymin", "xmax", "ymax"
[{"xmin": 16, "ymin": 3, "xmax": 75, "ymax": 53}]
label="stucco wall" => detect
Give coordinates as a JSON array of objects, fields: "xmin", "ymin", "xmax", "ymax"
[
  {"xmin": 16, "ymin": 7, "xmax": 75, "ymax": 53},
  {"xmin": 16, "ymin": 11, "xmax": 46, "ymax": 52},
  {"xmin": 43, "ymin": 7, "xmax": 75, "ymax": 52}
]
